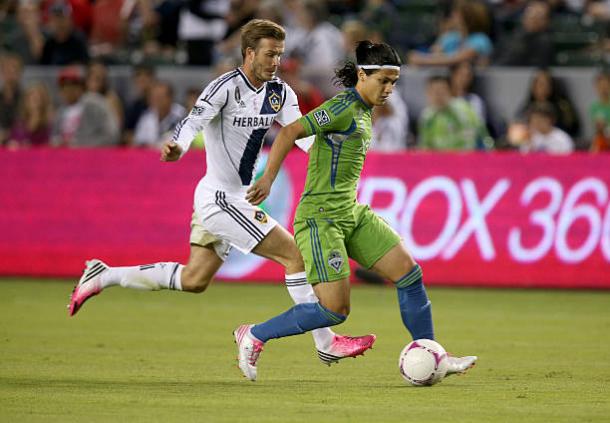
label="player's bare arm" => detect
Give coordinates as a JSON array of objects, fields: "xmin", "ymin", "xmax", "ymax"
[
  {"xmin": 246, "ymin": 120, "xmax": 306, "ymax": 205},
  {"xmin": 160, "ymin": 141, "xmax": 183, "ymax": 162}
]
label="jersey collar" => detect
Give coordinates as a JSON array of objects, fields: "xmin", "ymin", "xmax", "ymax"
[
  {"xmin": 349, "ymin": 87, "xmax": 373, "ymax": 109},
  {"xmin": 237, "ymin": 67, "xmax": 266, "ymax": 93}
]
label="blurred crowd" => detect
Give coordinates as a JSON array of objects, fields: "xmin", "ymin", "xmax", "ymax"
[{"xmin": 1, "ymin": 0, "xmax": 610, "ymax": 153}]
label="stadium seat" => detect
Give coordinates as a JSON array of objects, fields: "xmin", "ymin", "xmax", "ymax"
[
  {"xmin": 395, "ymin": 0, "xmax": 440, "ymax": 15},
  {"xmin": 391, "ymin": 12, "xmax": 439, "ymax": 50},
  {"xmin": 552, "ymin": 31, "xmax": 599, "ymax": 52},
  {"xmin": 554, "ymin": 50, "xmax": 606, "ymax": 66}
]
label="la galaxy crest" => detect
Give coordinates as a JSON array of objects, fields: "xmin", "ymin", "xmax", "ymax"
[
  {"xmin": 254, "ymin": 210, "xmax": 268, "ymax": 224},
  {"xmin": 328, "ymin": 250, "xmax": 344, "ymax": 273},
  {"xmin": 268, "ymin": 92, "xmax": 281, "ymax": 112}
]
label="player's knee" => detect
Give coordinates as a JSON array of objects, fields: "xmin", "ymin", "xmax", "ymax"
[
  {"xmin": 323, "ymin": 302, "xmax": 350, "ymax": 317},
  {"xmin": 190, "ymin": 278, "xmax": 211, "ymax": 293},
  {"xmin": 339, "ymin": 304, "xmax": 351, "ymax": 317},
  {"xmin": 181, "ymin": 267, "xmax": 212, "ymax": 293},
  {"xmin": 400, "ymin": 258, "xmax": 418, "ymax": 277}
]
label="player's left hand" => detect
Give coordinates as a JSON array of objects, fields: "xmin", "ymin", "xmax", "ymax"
[{"xmin": 246, "ymin": 176, "xmax": 272, "ymax": 205}]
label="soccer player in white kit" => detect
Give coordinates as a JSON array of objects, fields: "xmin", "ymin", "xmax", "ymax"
[{"xmin": 68, "ymin": 19, "xmax": 375, "ymax": 366}]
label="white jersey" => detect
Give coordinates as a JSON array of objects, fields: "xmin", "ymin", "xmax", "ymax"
[{"xmin": 173, "ymin": 67, "xmax": 304, "ymax": 196}]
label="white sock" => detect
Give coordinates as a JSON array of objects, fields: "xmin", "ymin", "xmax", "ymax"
[
  {"xmin": 100, "ymin": 263, "xmax": 183, "ymax": 291},
  {"xmin": 285, "ymin": 272, "xmax": 335, "ymax": 351}
]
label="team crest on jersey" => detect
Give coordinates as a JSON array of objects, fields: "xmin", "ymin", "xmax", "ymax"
[
  {"xmin": 328, "ymin": 250, "xmax": 344, "ymax": 273},
  {"xmin": 314, "ymin": 110, "xmax": 331, "ymax": 126},
  {"xmin": 254, "ymin": 210, "xmax": 268, "ymax": 224},
  {"xmin": 268, "ymin": 92, "xmax": 281, "ymax": 112}
]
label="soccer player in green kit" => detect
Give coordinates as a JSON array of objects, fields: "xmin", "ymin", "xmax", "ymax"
[{"xmin": 234, "ymin": 40, "xmax": 477, "ymax": 381}]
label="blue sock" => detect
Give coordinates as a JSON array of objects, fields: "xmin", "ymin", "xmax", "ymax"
[
  {"xmin": 250, "ymin": 302, "xmax": 346, "ymax": 343},
  {"xmin": 394, "ymin": 264, "xmax": 434, "ymax": 340}
]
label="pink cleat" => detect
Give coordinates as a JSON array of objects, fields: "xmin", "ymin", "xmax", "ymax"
[
  {"xmin": 68, "ymin": 259, "xmax": 107, "ymax": 317},
  {"xmin": 317, "ymin": 334, "xmax": 377, "ymax": 366},
  {"xmin": 233, "ymin": 324, "xmax": 265, "ymax": 381}
]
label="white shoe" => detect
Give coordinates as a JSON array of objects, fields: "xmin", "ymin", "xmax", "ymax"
[
  {"xmin": 233, "ymin": 324, "xmax": 265, "ymax": 381},
  {"xmin": 68, "ymin": 259, "xmax": 108, "ymax": 317},
  {"xmin": 445, "ymin": 355, "xmax": 477, "ymax": 376}
]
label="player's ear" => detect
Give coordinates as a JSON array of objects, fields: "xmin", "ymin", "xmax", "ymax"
[
  {"xmin": 246, "ymin": 47, "xmax": 256, "ymax": 62},
  {"xmin": 357, "ymin": 68, "xmax": 367, "ymax": 82}
]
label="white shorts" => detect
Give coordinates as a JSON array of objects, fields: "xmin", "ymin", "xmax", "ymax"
[{"xmin": 190, "ymin": 183, "xmax": 278, "ymax": 260}]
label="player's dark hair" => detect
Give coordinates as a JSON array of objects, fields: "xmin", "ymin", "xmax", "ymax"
[
  {"xmin": 241, "ymin": 19, "xmax": 286, "ymax": 59},
  {"xmin": 333, "ymin": 40, "xmax": 401, "ymax": 88}
]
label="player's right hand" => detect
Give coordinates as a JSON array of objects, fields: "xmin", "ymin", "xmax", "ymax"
[
  {"xmin": 246, "ymin": 176, "xmax": 272, "ymax": 205},
  {"xmin": 160, "ymin": 141, "xmax": 182, "ymax": 162}
]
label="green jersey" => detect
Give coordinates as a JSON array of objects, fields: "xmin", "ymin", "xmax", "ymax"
[
  {"xmin": 418, "ymin": 98, "xmax": 490, "ymax": 150},
  {"xmin": 590, "ymin": 100, "xmax": 610, "ymax": 128},
  {"xmin": 296, "ymin": 88, "xmax": 372, "ymax": 217}
]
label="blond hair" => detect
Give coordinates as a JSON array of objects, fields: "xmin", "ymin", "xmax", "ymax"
[
  {"xmin": 240, "ymin": 19, "xmax": 285, "ymax": 59},
  {"xmin": 19, "ymin": 82, "xmax": 53, "ymax": 132}
]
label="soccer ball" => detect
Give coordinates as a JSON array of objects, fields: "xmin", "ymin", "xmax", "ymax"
[{"xmin": 399, "ymin": 339, "xmax": 449, "ymax": 386}]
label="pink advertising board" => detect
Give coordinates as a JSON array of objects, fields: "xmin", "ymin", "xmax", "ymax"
[{"xmin": 1, "ymin": 149, "xmax": 609, "ymax": 288}]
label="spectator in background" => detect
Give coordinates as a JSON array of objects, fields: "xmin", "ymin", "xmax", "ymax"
[
  {"xmin": 0, "ymin": 53, "xmax": 23, "ymax": 145},
  {"xmin": 40, "ymin": 0, "xmax": 93, "ymax": 35},
  {"xmin": 14, "ymin": 0, "xmax": 45, "ymax": 64},
  {"xmin": 89, "ymin": 0, "xmax": 126, "ymax": 60},
  {"xmin": 516, "ymin": 68, "xmax": 580, "ymax": 139},
  {"xmin": 288, "ymin": 0, "xmax": 344, "ymax": 69},
  {"xmin": 586, "ymin": 0, "xmax": 610, "ymax": 22},
  {"xmin": 153, "ymin": 0, "xmax": 182, "ymax": 60},
  {"xmin": 178, "ymin": 0, "xmax": 230, "ymax": 65},
  {"xmin": 39, "ymin": 1, "xmax": 89, "ymax": 65},
  {"xmin": 358, "ymin": 0, "xmax": 394, "ymax": 44},
  {"xmin": 86, "ymin": 60, "xmax": 124, "ymax": 128},
  {"xmin": 7, "ymin": 82, "xmax": 53, "ymax": 148},
  {"xmin": 520, "ymin": 102, "xmax": 574, "ymax": 154},
  {"xmin": 218, "ymin": 0, "xmax": 265, "ymax": 63},
  {"xmin": 408, "ymin": 0, "xmax": 493, "ymax": 67},
  {"xmin": 418, "ymin": 75, "xmax": 492, "ymax": 150},
  {"xmin": 129, "ymin": 0, "xmax": 182, "ymax": 63},
  {"xmin": 494, "ymin": 0, "xmax": 553, "ymax": 67},
  {"xmin": 52, "ymin": 66, "xmax": 119, "ymax": 146},
  {"xmin": 133, "ymin": 80, "xmax": 184, "ymax": 147},
  {"xmin": 1, "ymin": 0, "xmax": 38, "ymax": 64},
  {"xmin": 123, "ymin": 64, "xmax": 156, "ymax": 145},
  {"xmin": 183, "ymin": 86, "xmax": 204, "ymax": 149},
  {"xmin": 340, "ymin": 19, "xmax": 369, "ymax": 62},
  {"xmin": 223, "ymin": 0, "xmax": 261, "ymax": 46},
  {"xmin": 449, "ymin": 61, "xmax": 487, "ymax": 124},
  {"xmin": 371, "ymin": 92, "xmax": 409, "ymax": 152},
  {"xmin": 590, "ymin": 71, "xmax": 610, "ymax": 152}
]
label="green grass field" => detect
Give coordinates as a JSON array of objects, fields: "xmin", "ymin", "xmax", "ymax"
[{"xmin": 1, "ymin": 280, "xmax": 609, "ymax": 422}]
